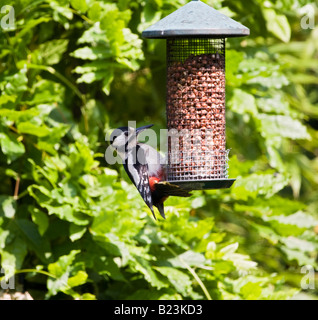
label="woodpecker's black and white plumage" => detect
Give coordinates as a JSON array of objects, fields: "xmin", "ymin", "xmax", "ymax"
[{"xmin": 109, "ymin": 124, "xmax": 190, "ymax": 219}]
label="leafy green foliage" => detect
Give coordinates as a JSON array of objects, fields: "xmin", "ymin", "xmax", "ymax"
[{"xmin": 0, "ymin": 0, "xmax": 317, "ymax": 300}]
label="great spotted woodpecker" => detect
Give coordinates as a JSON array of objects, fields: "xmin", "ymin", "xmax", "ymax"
[{"xmin": 109, "ymin": 124, "xmax": 190, "ymax": 219}]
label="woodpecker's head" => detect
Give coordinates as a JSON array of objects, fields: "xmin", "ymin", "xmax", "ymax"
[{"xmin": 109, "ymin": 124, "xmax": 153, "ymax": 159}]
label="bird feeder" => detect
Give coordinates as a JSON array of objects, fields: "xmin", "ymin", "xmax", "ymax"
[{"xmin": 142, "ymin": 0, "xmax": 249, "ymax": 190}]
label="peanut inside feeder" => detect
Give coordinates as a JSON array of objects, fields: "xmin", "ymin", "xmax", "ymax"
[
  {"xmin": 166, "ymin": 38, "xmax": 227, "ymax": 182},
  {"xmin": 142, "ymin": 0, "xmax": 249, "ymax": 190}
]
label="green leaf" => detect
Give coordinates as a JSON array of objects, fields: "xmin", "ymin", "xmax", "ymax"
[
  {"xmin": 154, "ymin": 266, "xmax": 194, "ymax": 297},
  {"xmin": 281, "ymin": 237, "xmax": 316, "ymax": 253},
  {"xmin": 71, "ymin": 46, "xmax": 109, "ymax": 60},
  {"xmin": 69, "ymin": 224, "xmax": 86, "ymax": 242},
  {"xmin": 263, "ymin": 8, "xmax": 291, "ymax": 43},
  {"xmin": 17, "ymin": 122, "xmax": 51, "ymax": 137},
  {"xmin": 225, "ymin": 49, "xmax": 244, "ymax": 86},
  {"xmin": 67, "ymin": 270, "xmax": 88, "ymax": 287},
  {"xmin": 229, "ymin": 89, "xmax": 258, "ymax": 116},
  {"xmin": 0, "ymin": 94, "xmax": 17, "ymax": 105},
  {"xmin": 14, "ymin": 219, "xmax": 51, "ymax": 262},
  {"xmin": 79, "ymin": 293, "xmax": 96, "ymax": 300},
  {"xmin": 167, "ymin": 250, "xmax": 206, "ymax": 268},
  {"xmin": 15, "ymin": 17, "xmax": 51, "ymax": 40},
  {"xmin": 249, "ymin": 222, "xmax": 280, "ymax": 244},
  {"xmin": 28, "ymin": 185, "xmax": 90, "ymax": 226},
  {"xmin": 102, "ymin": 69, "xmax": 114, "ymax": 95},
  {"xmin": 48, "ymin": 250, "xmax": 80, "ymax": 277},
  {"xmin": 233, "ymin": 173, "xmax": 289, "ymax": 198},
  {"xmin": 0, "ymin": 131, "xmax": 25, "ymax": 164},
  {"xmin": 47, "ymin": 203, "xmax": 89, "ymax": 226},
  {"xmin": 259, "ymin": 114, "xmax": 310, "ymax": 142},
  {"xmin": 88, "ymin": 2, "xmax": 102, "ymax": 21},
  {"xmin": 247, "ymin": 71, "xmax": 289, "ymax": 89},
  {"xmin": 264, "ymin": 211, "xmax": 318, "ymax": 236},
  {"xmin": 219, "ymin": 243, "xmax": 258, "ymax": 274},
  {"xmin": 36, "ymin": 39, "xmax": 69, "ymax": 65},
  {"xmin": 280, "ymin": 247, "xmax": 316, "ymax": 266},
  {"xmin": 50, "ymin": 1, "xmax": 73, "ymax": 21},
  {"xmin": 0, "ymin": 235, "xmax": 27, "ymax": 279},
  {"xmin": 47, "ymin": 250, "xmax": 81, "ymax": 296},
  {"xmin": 220, "ymin": 242, "xmax": 239, "ymax": 256},
  {"xmin": 4, "ymin": 66, "xmax": 28, "ymax": 95},
  {"xmin": 132, "ymin": 255, "xmax": 168, "ymax": 289},
  {"xmin": 240, "ymin": 282, "xmax": 262, "ymax": 300},
  {"xmin": 30, "ymin": 81, "xmax": 65, "ymax": 105},
  {"xmin": 0, "ymin": 108, "xmax": 39, "ymax": 121},
  {"xmin": 29, "ymin": 206, "xmax": 49, "ymax": 236},
  {"xmin": 257, "ymin": 94, "xmax": 291, "ymax": 115},
  {"xmin": 0, "ymin": 196, "xmax": 16, "ymax": 218},
  {"xmin": 191, "ymin": 195, "xmax": 206, "ymax": 209},
  {"xmin": 127, "ymin": 289, "xmax": 182, "ymax": 300},
  {"xmin": 70, "ymin": 0, "xmax": 88, "ymax": 13},
  {"xmin": 69, "ymin": 141, "xmax": 97, "ymax": 176}
]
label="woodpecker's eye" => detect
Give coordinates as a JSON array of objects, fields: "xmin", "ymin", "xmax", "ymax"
[
  {"xmin": 124, "ymin": 132, "xmax": 129, "ymax": 137},
  {"xmin": 111, "ymin": 135, "xmax": 118, "ymax": 144}
]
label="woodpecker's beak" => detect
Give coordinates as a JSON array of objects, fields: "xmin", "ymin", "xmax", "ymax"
[{"xmin": 136, "ymin": 124, "xmax": 154, "ymax": 135}]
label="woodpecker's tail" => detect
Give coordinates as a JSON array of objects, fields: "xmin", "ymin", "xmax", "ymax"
[
  {"xmin": 152, "ymin": 181, "xmax": 191, "ymax": 219},
  {"xmin": 155, "ymin": 203, "xmax": 166, "ymax": 219},
  {"xmin": 149, "ymin": 206, "xmax": 157, "ymax": 220}
]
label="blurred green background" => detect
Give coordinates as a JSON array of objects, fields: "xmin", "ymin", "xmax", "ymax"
[{"xmin": 0, "ymin": 0, "xmax": 317, "ymax": 300}]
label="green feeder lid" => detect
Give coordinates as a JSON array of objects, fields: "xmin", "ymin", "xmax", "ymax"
[{"xmin": 142, "ymin": 0, "xmax": 250, "ymax": 38}]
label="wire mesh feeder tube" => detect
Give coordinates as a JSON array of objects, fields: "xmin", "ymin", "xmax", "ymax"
[{"xmin": 166, "ymin": 38, "xmax": 230, "ymax": 186}]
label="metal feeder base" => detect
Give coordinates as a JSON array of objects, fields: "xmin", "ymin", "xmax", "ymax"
[{"xmin": 169, "ymin": 178, "xmax": 236, "ymax": 191}]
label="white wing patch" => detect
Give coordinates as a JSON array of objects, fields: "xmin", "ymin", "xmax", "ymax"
[
  {"xmin": 124, "ymin": 146, "xmax": 155, "ymax": 218},
  {"xmin": 127, "ymin": 161, "xmax": 140, "ymax": 186}
]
